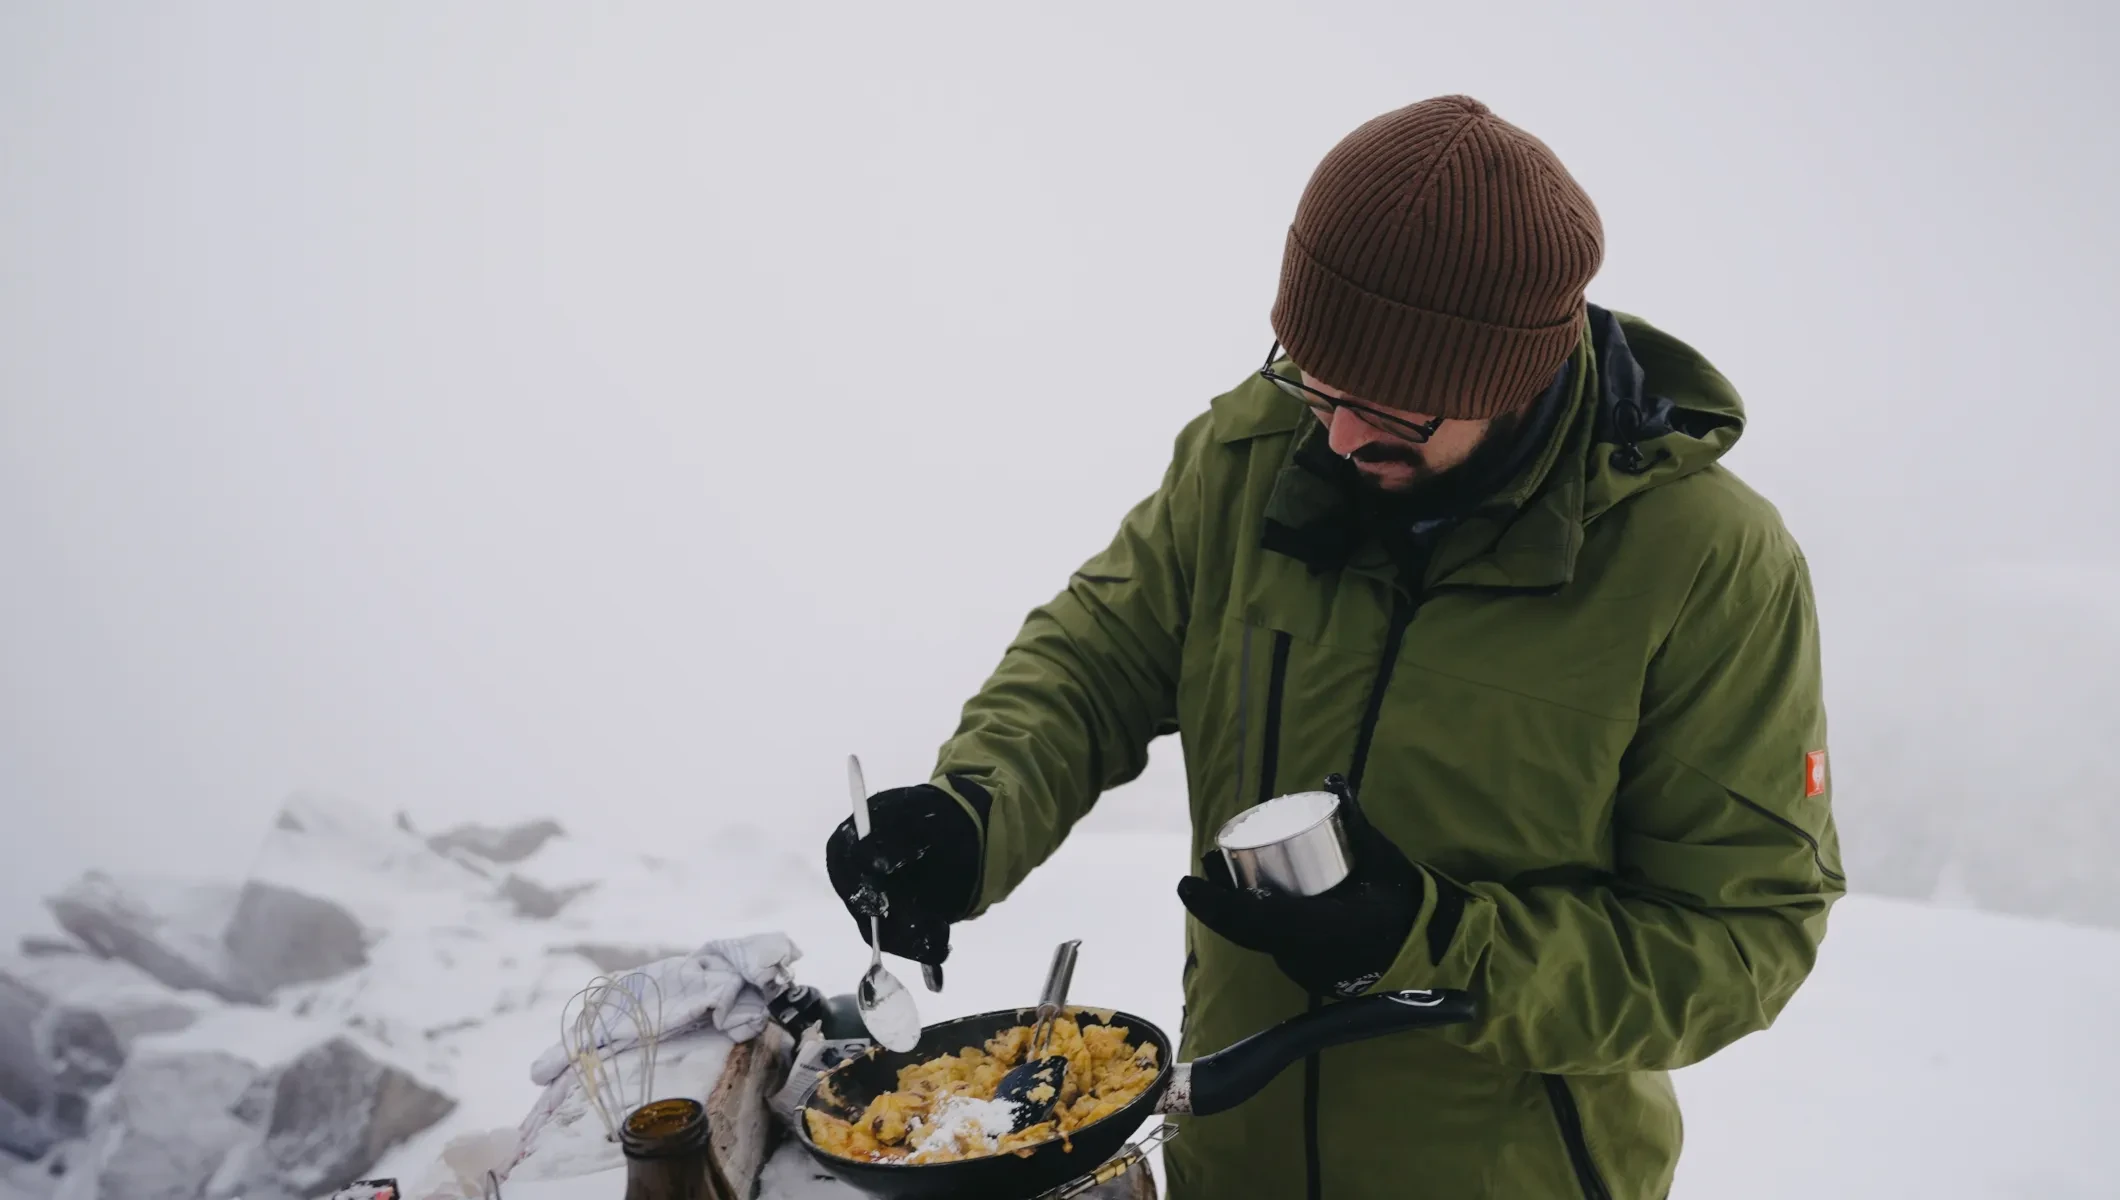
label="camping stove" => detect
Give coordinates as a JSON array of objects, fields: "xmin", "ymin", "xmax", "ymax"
[{"xmin": 1030, "ymin": 1127, "xmax": 1168, "ymax": 1199}]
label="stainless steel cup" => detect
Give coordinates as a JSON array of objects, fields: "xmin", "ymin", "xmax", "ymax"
[{"xmin": 1214, "ymin": 790, "xmax": 1353, "ymax": 896}]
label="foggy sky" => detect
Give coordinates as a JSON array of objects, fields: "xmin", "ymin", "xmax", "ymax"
[{"xmin": 3, "ymin": 1, "xmax": 2116, "ymax": 938}]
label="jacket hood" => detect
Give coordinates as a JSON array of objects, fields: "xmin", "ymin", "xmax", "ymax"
[{"xmin": 1580, "ymin": 306, "xmax": 1746, "ymax": 520}]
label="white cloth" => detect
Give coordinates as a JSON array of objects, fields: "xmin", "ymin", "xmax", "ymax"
[{"xmin": 529, "ymin": 932, "xmax": 800, "ymax": 1086}]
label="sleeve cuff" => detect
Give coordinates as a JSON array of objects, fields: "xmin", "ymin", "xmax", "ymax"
[
  {"xmin": 1368, "ymin": 865, "xmax": 1491, "ymax": 995},
  {"xmin": 932, "ymin": 773, "xmax": 995, "ymax": 918}
]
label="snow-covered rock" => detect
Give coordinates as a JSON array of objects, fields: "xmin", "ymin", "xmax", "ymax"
[
  {"xmin": 2, "ymin": 956, "xmax": 215, "ymax": 1155},
  {"xmin": 7, "ymin": 797, "xmax": 513, "ymax": 1192},
  {"xmin": 201, "ymin": 1137, "xmax": 300, "ymax": 1200},
  {"xmin": 0, "ymin": 1101, "xmax": 57, "ymax": 1170},
  {"xmin": 48, "ymin": 1029, "xmax": 459, "ymax": 1200},
  {"xmin": 249, "ymin": 795, "xmax": 491, "ymax": 931},
  {"xmin": 0, "ymin": 955, "xmax": 203, "ymax": 1055},
  {"xmin": 39, "ymin": 1008, "xmax": 121, "ymax": 1100},
  {"xmin": 544, "ymin": 943, "xmax": 691, "ymax": 975},
  {"xmin": 1, "ymin": 1154, "xmax": 60, "ymax": 1199},
  {"xmin": 427, "ymin": 821, "xmax": 566, "ymax": 866},
  {"xmin": 222, "ymin": 882, "xmax": 369, "ymax": 994},
  {"xmin": 258, "ymin": 1037, "xmax": 456, "ymax": 1195},
  {"xmin": 0, "ymin": 975, "xmax": 56, "ymax": 1161},
  {"xmin": 45, "ymin": 875, "xmax": 259, "ymax": 1005},
  {"xmin": 16, "ymin": 940, "xmax": 80, "ymax": 961},
  {"xmin": 58, "ymin": 1050, "xmax": 257, "ymax": 1200},
  {"xmin": 497, "ymin": 876, "xmax": 588, "ymax": 922}
]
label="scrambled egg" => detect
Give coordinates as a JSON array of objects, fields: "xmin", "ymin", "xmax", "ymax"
[{"xmin": 804, "ymin": 1015, "xmax": 1161, "ymax": 1164}]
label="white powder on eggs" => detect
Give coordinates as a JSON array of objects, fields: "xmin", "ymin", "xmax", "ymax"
[{"xmin": 906, "ymin": 1095, "xmax": 1025, "ymax": 1161}]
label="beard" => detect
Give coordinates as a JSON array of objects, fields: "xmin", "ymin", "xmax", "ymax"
[{"xmin": 1345, "ymin": 407, "xmax": 1530, "ymax": 520}]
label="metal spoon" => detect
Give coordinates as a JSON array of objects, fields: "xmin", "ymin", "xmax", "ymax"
[
  {"xmin": 996, "ymin": 938, "xmax": 1081, "ymax": 1131},
  {"xmin": 844, "ymin": 755, "xmax": 942, "ymax": 994},
  {"xmin": 848, "ymin": 754, "xmax": 921, "ymax": 1052}
]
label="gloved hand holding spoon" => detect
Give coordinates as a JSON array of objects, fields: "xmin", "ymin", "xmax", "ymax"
[{"xmin": 826, "ymin": 755, "xmax": 982, "ymax": 1047}]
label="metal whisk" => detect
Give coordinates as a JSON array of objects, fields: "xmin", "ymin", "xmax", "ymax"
[{"xmin": 558, "ymin": 971, "xmax": 667, "ymax": 1141}]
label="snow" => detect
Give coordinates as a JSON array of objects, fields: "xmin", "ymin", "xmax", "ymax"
[
  {"xmin": 44, "ymin": 873, "xmax": 257, "ymax": 1003},
  {"xmin": 1673, "ymin": 898, "xmax": 2120, "ymax": 1198},
  {"xmin": 141, "ymin": 1000, "xmax": 351, "ymax": 1074},
  {"xmin": 406, "ymin": 813, "xmax": 2115, "ymax": 1198},
  {"xmin": 243, "ymin": 794, "xmax": 496, "ymax": 934},
  {"xmin": 7, "ymin": 793, "xmax": 2113, "ymax": 1196},
  {"xmin": 466, "ymin": 1171, "xmax": 621, "ymax": 1200},
  {"xmin": 0, "ymin": 954, "xmax": 208, "ymax": 1048}
]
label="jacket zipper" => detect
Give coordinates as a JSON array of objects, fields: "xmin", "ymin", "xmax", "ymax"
[
  {"xmin": 1305, "ymin": 591, "xmax": 1416, "ymax": 1200},
  {"xmin": 1232, "ymin": 623, "xmax": 1254, "ymax": 816},
  {"xmin": 1257, "ymin": 631, "xmax": 1294, "ymax": 805},
  {"xmin": 1303, "ymin": 991, "xmax": 1322, "ymax": 1200},
  {"xmin": 1244, "ymin": 628, "xmax": 1317, "ymax": 1198},
  {"xmin": 1543, "ymin": 1075, "xmax": 1613, "ymax": 1200},
  {"xmin": 1347, "ymin": 592, "xmax": 1416, "ymax": 796}
]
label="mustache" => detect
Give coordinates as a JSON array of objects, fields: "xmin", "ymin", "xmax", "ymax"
[{"xmin": 1348, "ymin": 443, "xmax": 1425, "ymax": 466}]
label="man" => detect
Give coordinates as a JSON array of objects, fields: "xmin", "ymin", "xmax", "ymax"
[{"xmin": 826, "ymin": 95, "xmax": 1843, "ymax": 1199}]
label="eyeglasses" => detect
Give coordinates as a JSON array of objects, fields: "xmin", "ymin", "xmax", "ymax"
[{"xmin": 1257, "ymin": 342, "xmax": 1446, "ymax": 444}]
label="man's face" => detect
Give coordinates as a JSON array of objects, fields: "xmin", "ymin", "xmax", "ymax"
[{"xmin": 1301, "ymin": 370, "xmax": 1509, "ymax": 495}]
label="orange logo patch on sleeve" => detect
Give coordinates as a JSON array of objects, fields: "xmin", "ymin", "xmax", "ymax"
[{"xmin": 1805, "ymin": 750, "xmax": 1829, "ymax": 797}]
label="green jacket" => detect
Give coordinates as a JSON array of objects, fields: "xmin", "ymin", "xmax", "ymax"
[{"xmin": 928, "ymin": 308, "xmax": 1844, "ymax": 1199}]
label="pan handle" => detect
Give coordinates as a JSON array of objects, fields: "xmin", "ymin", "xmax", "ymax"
[
  {"xmin": 767, "ymin": 985, "xmax": 871, "ymax": 1042},
  {"xmin": 1163, "ymin": 988, "xmax": 1476, "ymax": 1116}
]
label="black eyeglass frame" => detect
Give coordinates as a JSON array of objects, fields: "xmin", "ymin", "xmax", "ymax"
[{"xmin": 1257, "ymin": 341, "xmax": 1446, "ymax": 444}]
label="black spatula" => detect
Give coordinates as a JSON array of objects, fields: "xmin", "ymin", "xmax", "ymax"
[{"xmin": 996, "ymin": 939, "xmax": 1081, "ymax": 1132}]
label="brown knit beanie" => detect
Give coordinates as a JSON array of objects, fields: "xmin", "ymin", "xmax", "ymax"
[{"xmin": 1270, "ymin": 95, "xmax": 1604, "ymax": 420}]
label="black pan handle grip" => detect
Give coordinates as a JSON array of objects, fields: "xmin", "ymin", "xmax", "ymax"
[
  {"xmin": 1185, "ymin": 989, "xmax": 1476, "ymax": 1117},
  {"xmin": 767, "ymin": 985, "xmax": 871, "ymax": 1042},
  {"xmin": 767, "ymin": 984, "xmax": 826, "ymax": 1036}
]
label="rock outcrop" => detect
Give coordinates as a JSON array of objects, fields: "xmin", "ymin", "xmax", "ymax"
[
  {"xmin": 44, "ymin": 1034, "xmax": 459, "ymax": 1200},
  {"xmin": 221, "ymin": 882, "xmax": 368, "ymax": 994},
  {"xmin": 259, "ymin": 1038, "xmax": 456, "ymax": 1195},
  {"xmin": 427, "ymin": 820, "xmax": 565, "ymax": 866},
  {"xmin": 498, "ymin": 874, "xmax": 590, "ymax": 921},
  {"xmin": 0, "ymin": 974, "xmax": 56, "ymax": 1161},
  {"xmin": 57, "ymin": 1050, "xmax": 257, "ymax": 1200},
  {"xmin": 10, "ymin": 792, "xmax": 724, "ymax": 1194},
  {"xmin": 39, "ymin": 1008, "xmax": 122, "ymax": 1101},
  {"xmin": 45, "ymin": 875, "xmax": 260, "ymax": 1005},
  {"xmin": 2, "ymin": 955, "xmax": 200, "ymax": 1056}
]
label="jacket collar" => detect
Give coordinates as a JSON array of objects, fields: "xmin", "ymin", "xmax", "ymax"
[
  {"xmin": 1257, "ymin": 304, "xmax": 1746, "ymax": 595},
  {"xmin": 1259, "ymin": 307, "xmax": 1645, "ymax": 594}
]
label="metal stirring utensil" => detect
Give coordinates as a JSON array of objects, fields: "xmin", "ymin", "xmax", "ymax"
[
  {"xmin": 996, "ymin": 938, "xmax": 1082, "ymax": 1131},
  {"xmin": 848, "ymin": 754, "xmax": 921, "ymax": 1051}
]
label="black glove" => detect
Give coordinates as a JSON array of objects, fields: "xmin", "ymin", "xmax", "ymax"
[
  {"xmin": 1177, "ymin": 775, "xmax": 1452, "ymax": 998},
  {"xmin": 825, "ymin": 784, "xmax": 980, "ymax": 966}
]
